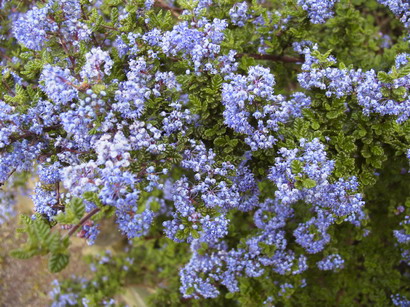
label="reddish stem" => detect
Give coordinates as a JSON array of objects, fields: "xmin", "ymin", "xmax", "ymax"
[{"xmin": 65, "ymin": 207, "xmax": 101, "ymax": 238}]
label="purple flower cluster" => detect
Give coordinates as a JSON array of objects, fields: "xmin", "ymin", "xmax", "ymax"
[
  {"xmin": 356, "ymin": 67, "xmax": 410, "ymax": 123},
  {"xmin": 114, "ymin": 57, "xmax": 158, "ymax": 119},
  {"xmin": 394, "ymin": 215, "xmax": 410, "ymax": 264},
  {"xmin": 296, "ymin": 43, "xmax": 362, "ymax": 98},
  {"xmin": 163, "ymin": 141, "xmax": 243, "ymax": 244},
  {"xmin": 116, "ymin": 197, "xmax": 159, "ymax": 238},
  {"xmin": 180, "ymin": 241, "xmax": 265, "ymax": 298},
  {"xmin": 0, "ymin": 140, "xmax": 44, "ymax": 185},
  {"xmin": 0, "ymin": 101, "xmax": 22, "ymax": 149},
  {"xmin": 177, "ymin": 138, "xmax": 365, "ymax": 298}
]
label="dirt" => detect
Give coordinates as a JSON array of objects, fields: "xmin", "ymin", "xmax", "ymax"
[
  {"xmin": 0, "ymin": 194, "xmax": 152, "ymax": 307},
  {"xmin": 0, "ymin": 197, "xmax": 89, "ymax": 307}
]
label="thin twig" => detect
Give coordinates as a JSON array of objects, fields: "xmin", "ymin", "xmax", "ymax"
[
  {"xmin": 0, "ymin": 168, "xmax": 16, "ymax": 187},
  {"xmin": 0, "ymin": 49, "xmax": 13, "ymax": 62},
  {"xmin": 7, "ymin": 125, "xmax": 61, "ymax": 144},
  {"xmin": 64, "ymin": 208, "xmax": 101, "ymax": 238},
  {"xmin": 236, "ymin": 53, "xmax": 304, "ymax": 63},
  {"xmin": 56, "ymin": 182, "xmax": 60, "ymax": 205},
  {"xmin": 154, "ymin": 0, "xmax": 182, "ymax": 18},
  {"xmin": 100, "ymin": 24, "xmax": 120, "ymax": 32},
  {"xmin": 2, "ymin": 80, "xmax": 15, "ymax": 96}
]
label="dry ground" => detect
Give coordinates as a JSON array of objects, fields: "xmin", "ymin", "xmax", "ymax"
[
  {"xmin": 0, "ymin": 197, "xmax": 89, "ymax": 307},
  {"xmin": 0, "ymin": 195, "xmax": 152, "ymax": 307}
]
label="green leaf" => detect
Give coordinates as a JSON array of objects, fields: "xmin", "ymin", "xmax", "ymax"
[
  {"xmin": 10, "ymin": 249, "xmax": 36, "ymax": 259},
  {"xmin": 377, "ymin": 71, "xmax": 393, "ymax": 83},
  {"xmin": 186, "ymin": 287, "xmax": 195, "ymax": 296},
  {"xmin": 214, "ymin": 136, "xmax": 226, "ymax": 146},
  {"xmin": 398, "ymin": 63, "xmax": 410, "ymax": 78},
  {"xmin": 229, "ymin": 139, "xmax": 238, "ymax": 147},
  {"xmin": 223, "ymin": 146, "xmax": 234, "ymax": 153},
  {"xmin": 111, "ymin": 7, "xmax": 119, "ymax": 23},
  {"xmin": 204, "ymin": 128, "xmax": 215, "ymax": 138},
  {"xmin": 191, "ymin": 229, "xmax": 200, "ymax": 239},
  {"xmin": 294, "ymin": 180, "xmax": 304, "ymax": 189},
  {"xmin": 83, "ymin": 191, "xmax": 96, "ymax": 202},
  {"xmin": 54, "ymin": 209, "xmax": 76, "ymax": 224},
  {"xmin": 311, "ymin": 121, "xmax": 320, "ymax": 130},
  {"xmin": 33, "ymin": 219, "xmax": 51, "ymax": 240},
  {"xmin": 49, "ymin": 253, "xmax": 69, "ymax": 273},
  {"xmin": 211, "ymin": 74, "xmax": 223, "ymax": 91},
  {"xmin": 71, "ymin": 197, "xmax": 85, "ymax": 219},
  {"xmin": 302, "ymin": 178, "xmax": 317, "ymax": 189},
  {"xmin": 392, "ymin": 86, "xmax": 406, "ymax": 98},
  {"xmin": 326, "ymin": 110, "xmax": 342, "ymax": 119},
  {"xmin": 291, "ymin": 160, "xmax": 303, "ymax": 175},
  {"xmin": 225, "ymin": 292, "xmax": 235, "ymax": 299}
]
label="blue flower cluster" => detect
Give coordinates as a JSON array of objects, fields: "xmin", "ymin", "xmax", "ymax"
[
  {"xmin": 163, "ymin": 141, "xmax": 244, "ymax": 244},
  {"xmin": 392, "ymin": 294, "xmax": 410, "ymax": 307},
  {"xmin": 40, "ymin": 64, "xmax": 79, "ymax": 104},
  {"xmin": 316, "ymin": 253, "xmax": 345, "ymax": 271},
  {"xmin": 297, "ymin": 0, "xmax": 339, "ymax": 24},
  {"xmin": 32, "ymin": 162, "xmax": 62, "ymax": 219},
  {"xmin": 0, "ymin": 101, "xmax": 21, "ymax": 149},
  {"xmin": 222, "ymin": 66, "xmax": 310, "ymax": 150},
  {"xmin": 81, "ymin": 47, "xmax": 113, "ymax": 81},
  {"xmin": 78, "ymin": 220, "xmax": 100, "ymax": 245},
  {"xmin": 394, "ymin": 215, "xmax": 410, "ymax": 265},
  {"xmin": 49, "ymin": 279, "xmax": 79, "ymax": 307},
  {"xmin": 13, "ymin": 0, "xmax": 90, "ymax": 50},
  {"xmin": 296, "ymin": 43, "xmax": 410, "ymax": 122},
  {"xmin": 13, "ymin": 2, "xmax": 57, "ymax": 50},
  {"xmin": 176, "ymin": 138, "xmax": 366, "ymax": 299},
  {"xmin": 268, "ymin": 138, "xmax": 366, "ymax": 250},
  {"xmin": 143, "ymin": 17, "xmax": 234, "ymax": 74},
  {"xmin": 356, "ymin": 66, "xmax": 410, "ymax": 123},
  {"xmin": 378, "ymin": 0, "xmax": 410, "ymax": 32},
  {"xmin": 229, "ymin": 2, "xmax": 249, "ymax": 27}
]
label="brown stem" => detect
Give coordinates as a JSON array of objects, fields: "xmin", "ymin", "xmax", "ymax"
[
  {"xmin": 56, "ymin": 182, "xmax": 60, "ymax": 205},
  {"xmin": 0, "ymin": 168, "xmax": 16, "ymax": 186},
  {"xmin": 100, "ymin": 24, "xmax": 120, "ymax": 31},
  {"xmin": 154, "ymin": 0, "xmax": 182, "ymax": 18},
  {"xmin": 236, "ymin": 53, "xmax": 304, "ymax": 63},
  {"xmin": 80, "ymin": 4, "xmax": 101, "ymax": 46},
  {"xmin": 0, "ymin": 49, "xmax": 13, "ymax": 62},
  {"xmin": 2, "ymin": 80, "xmax": 15, "ymax": 96},
  {"xmin": 7, "ymin": 125, "xmax": 61, "ymax": 144},
  {"xmin": 64, "ymin": 207, "xmax": 101, "ymax": 238},
  {"xmin": 57, "ymin": 34, "xmax": 77, "ymax": 71}
]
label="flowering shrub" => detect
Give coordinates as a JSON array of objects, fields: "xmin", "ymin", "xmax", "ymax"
[{"xmin": 0, "ymin": 0, "xmax": 409, "ymax": 305}]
